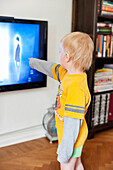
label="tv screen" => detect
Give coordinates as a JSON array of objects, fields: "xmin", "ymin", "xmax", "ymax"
[{"xmin": 0, "ymin": 17, "xmax": 47, "ymax": 92}]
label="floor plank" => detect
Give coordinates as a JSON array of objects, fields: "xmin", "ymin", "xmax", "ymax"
[{"xmin": 0, "ymin": 128, "xmax": 113, "ymax": 170}]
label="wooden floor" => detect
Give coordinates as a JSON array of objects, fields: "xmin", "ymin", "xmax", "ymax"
[{"xmin": 0, "ymin": 129, "xmax": 113, "ymax": 170}]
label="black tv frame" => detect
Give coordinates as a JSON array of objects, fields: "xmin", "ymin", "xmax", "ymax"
[{"xmin": 0, "ymin": 16, "xmax": 47, "ymax": 92}]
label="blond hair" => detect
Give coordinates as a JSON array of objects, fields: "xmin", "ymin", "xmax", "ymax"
[{"xmin": 61, "ymin": 32, "xmax": 94, "ymax": 70}]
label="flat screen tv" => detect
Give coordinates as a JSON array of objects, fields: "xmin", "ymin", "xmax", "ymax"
[{"xmin": 0, "ymin": 16, "xmax": 47, "ymax": 92}]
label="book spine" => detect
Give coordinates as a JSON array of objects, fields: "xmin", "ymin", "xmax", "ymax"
[
  {"xmin": 103, "ymin": 35, "xmax": 107, "ymax": 57},
  {"xmin": 102, "ymin": 34, "xmax": 104, "ymax": 57},
  {"xmin": 102, "ymin": 6, "xmax": 113, "ymax": 12},
  {"xmin": 96, "ymin": 35, "xmax": 99, "ymax": 57},
  {"xmin": 103, "ymin": 0, "xmax": 113, "ymax": 6},
  {"xmin": 107, "ymin": 35, "xmax": 110, "ymax": 57},
  {"xmin": 103, "ymin": 0, "xmax": 113, "ymax": 8},
  {"xmin": 106, "ymin": 93, "xmax": 110, "ymax": 123},
  {"xmin": 106, "ymin": 35, "xmax": 108, "ymax": 57},
  {"xmin": 101, "ymin": 10, "xmax": 113, "ymax": 16},
  {"xmin": 104, "ymin": 93, "xmax": 108, "ymax": 123},
  {"xmin": 98, "ymin": 95, "xmax": 102, "ymax": 125},
  {"xmin": 109, "ymin": 35, "xmax": 111, "ymax": 57},
  {"xmin": 91, "ymin": 96, "xmax": 95, "ymax": 127},
  {"xmin": 98, "ymin": 35, "xmax": 101, "ymax": 57},
  {"xmin": 100, "ymin": 35, "xmax": 103, "ymax": 57},
  {"xmin": 97, "ymin": 23, "xmax": 113, "ymax": 57},
  {"xmin": 108, "ymin": 93, "xmax": 113, "ymax": 121},
  {"xmin": 94, "ymin": 95, "xmax": 100, "ymax": 126},
  {"xmin": 99, "ymin": 29, "xmax": 112, "ymax": 32},
  {"xmin": 93, "ymin": 93, "xmax": 111, "ymax": 126},
  {"xmin": 110, "ymin": 36, "xmax": 113, "ymax": 57},
  {"xmin": 100, "ymin": 94, "xmax": 106, "ymax": 124}
]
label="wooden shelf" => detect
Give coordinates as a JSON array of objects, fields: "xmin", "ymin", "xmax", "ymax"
[
  {"xmin": 93, "ymin": 120, "xmax": 113, "ymax": 132},
  {"xmin": 72, "ymin": 0, "xmax": 113, "ymax": 140},
  {"xmin": 94, "ymin": 90, "xmax": 113, "ymax": 95},
  {"xmin": 88, "ymin": 120, "xmax": 113, "ymax": 139},
  {"xmin": 95, "ymin": 57, "xmax": 113, "ymax": 69},
  {"xmin": 98, "ymin": 15, "xmax": 113, "ymax": 19},
  {"xmin": 96, "ymin": 57, "xmax": 113, "ymax": 61},
  {"xmin": 98, "ymin": 15, "xmax": 113, "ymax": 21},
  {"xmin": 97, "ymin": 32, "xmax": 112, "ymax": 35}
]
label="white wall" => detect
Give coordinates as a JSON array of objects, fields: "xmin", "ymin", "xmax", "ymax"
[{"xmin": 0, "ymin": 0, "xmax": 72, "ymax": 147}]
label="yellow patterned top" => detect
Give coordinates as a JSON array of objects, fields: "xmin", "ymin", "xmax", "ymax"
[{"xmin": 52, "ymin": 64, "xmax": 91, "ymax": 148}]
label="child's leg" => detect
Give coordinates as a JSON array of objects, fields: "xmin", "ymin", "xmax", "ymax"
[
  {"xmin": 75, "ymin": 157, "xmax": 84, "ymax": 170},
  {"xmin": 60, "ymin": 157, "xmax": 77, "ymax": 170}
]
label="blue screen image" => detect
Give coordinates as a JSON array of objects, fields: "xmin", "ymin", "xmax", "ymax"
[{"xmin": 0, "ymin": 22, "xmax": 43, "ymax": 86}]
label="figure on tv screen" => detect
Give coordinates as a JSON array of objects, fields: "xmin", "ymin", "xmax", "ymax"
[{"xmin": 15, "ymin": 36, "xmax": 21, "ymax": 81}]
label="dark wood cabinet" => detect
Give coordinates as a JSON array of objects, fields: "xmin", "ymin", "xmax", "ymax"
[{"xmin": 72, "ymin": 0, "xmax": 113, "ymax": 139}]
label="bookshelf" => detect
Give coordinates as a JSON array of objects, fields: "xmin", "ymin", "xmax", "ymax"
[{"xmin": 72, "ymin": 0, "xmax": 113, "ymax": 139}]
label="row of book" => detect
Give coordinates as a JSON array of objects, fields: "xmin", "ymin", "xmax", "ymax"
[
  {"xmin": 91, "ymin": 92, "xmax": 113, "ymax": 126},
  {"xmin": 96, "ymin": 23, "xmax": 113, "ymax": 57},
  {"xmin": 98, "ymin": 0, "xmax": 113, "ymax": 17},
  {"xmin": 94, "ymin": 64, "xmax": 113, "ymax": 93}
]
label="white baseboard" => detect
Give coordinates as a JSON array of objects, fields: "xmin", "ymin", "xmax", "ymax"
[{"xmin": 0, "ymin": 125, "xmax": 45, "ymax": 148}]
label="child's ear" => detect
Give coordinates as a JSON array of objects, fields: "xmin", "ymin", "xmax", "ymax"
[{"xmin": 65, "ymin": 53, "xmax": 70, "ymax": 62}]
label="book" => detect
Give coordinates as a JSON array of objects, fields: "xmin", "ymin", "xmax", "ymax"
[
  {"xmin": 109, "ymin": 34, "xmax": 111, "ymax": 56},
  {"xmin": 91, "ymin": 95, "xmax": 95, "ymax": 127},
  {"xmin": 94, "ymin": 84, "xmax": 113, "ymax": 93},
  {"xmin": 94, "ymin": 95, "xmax": 100, "ymax": 126},
  {"xmin": 102, "ymin": 6, "xmax": 113, "ymax": 12},
  {"xmin": 104, "ymin": 64, "xmax": 113, "ymax": 69},
  {"xmin": 101, "ymin": 0, "xmax": 113, "ymax": 16},
  {"xmin": 98, "ymin": 35, "xmax": 103, "ymax": 57},
  {"xmin": 100, "ymin": 94, "xmax": 106, "ymax": 124},
  {"xmin": 95, "ymin": 75, "xmax": 113, "ymax": 86},
  {"xmin": 104, "ymin": 93, "xmax": 110, "ymax": 123},
  {"xmin": 96, "ymin": 34, "xmax": 99, "ymax": 53},
  {"xmin": 98, "ymin": 35, "xmax": 101, "ymax": 57},
  {"xmin": 92, "ymin": 93, "xmax": 110, "ymax": 126},
  {"xmin": 97, "ymin": 23, "xmax": 112, "ymax": 27},
  {"xmin": 94, "ymin": 68, "xmax": 113, "ymax": 93},
  {"xmin": 98, "ymin": 94, "xmax": 102, "ymax": 125},
  {"xmin": 110, "ymin": 36, "xmax": 113, "ymax": 57},
  {"xmin": 101, "ymin": 10, "xmax": 113, "ymax": 16},
  {"xmin": 96, "ymin": 23, "xmax": 113, "ymax": 57},
  {"xmin": 103, "ymin": 0, "xmax": 113, "ymax": 6},
  {"xmin": 97, "ymin": 27, "xmax": 112, "ymax": 34},
  {"xmin": 102, "ymin": 35, "xmax": 104, "ymax": 56},
  {"xmin": 107, "ymin": 35, "xmax": 109, "ymax": 57},
  {"xmin": 108, "ymin": 93, "xmax": 113, "ymax": 121},
  {"xmin": 103, "ymin": 35, "xmax": 107, "ymax": 57},
  {"xmin": 95, "ymin": 68, "xmax": 113, "ymax": 76}
]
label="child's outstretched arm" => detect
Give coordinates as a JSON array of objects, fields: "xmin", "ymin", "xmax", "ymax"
[
  {"xmin": 29, "ymin": 58, "xmax": 67, "ymax": 82},
  {"xmin": 29, "ymin": 58, "xmax": 56, "ymax": 78},
  {"xmin": 57, "ymin": 117, "xmax": 83, "ymax": 163}
]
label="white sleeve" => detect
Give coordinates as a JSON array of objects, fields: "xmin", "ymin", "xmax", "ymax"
[
  {"xmin": 29, "ymin": 58, "xmax": 56, "ymax": 78},
  {"xmin": 57, "ymin": 116, "xmax": 83, "ymax": 163}
]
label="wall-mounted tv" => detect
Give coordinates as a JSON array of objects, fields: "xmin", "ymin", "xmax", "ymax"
[{"xmin": 0, "ymin": 16, "xmax": 47, "ymax": 92}]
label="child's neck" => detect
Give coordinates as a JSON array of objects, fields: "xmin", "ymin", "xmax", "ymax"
[{"xmin": 67, "ymin": 67, "xmax": 84, "ymax": 75}]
